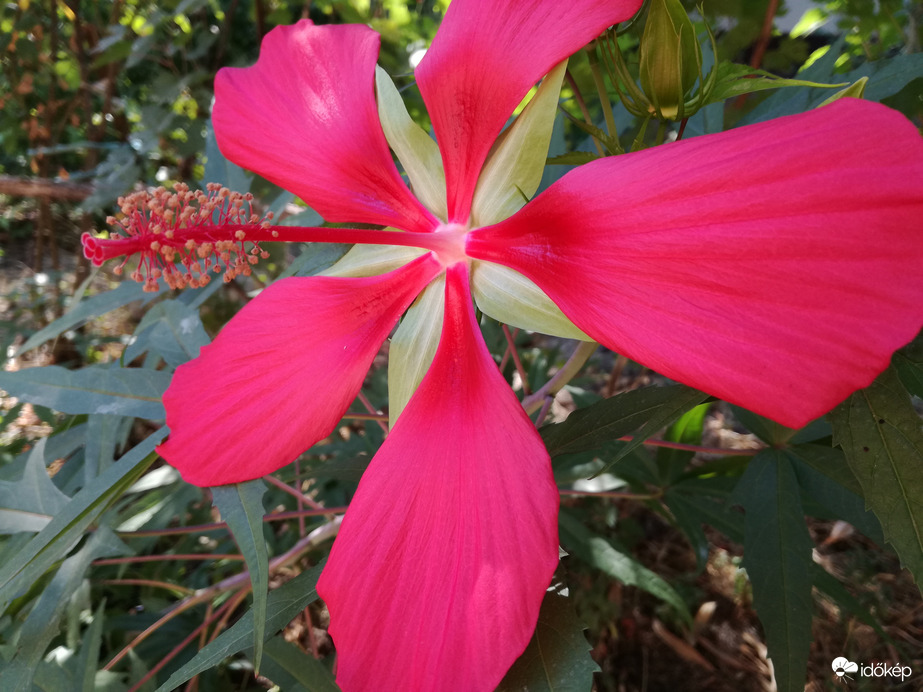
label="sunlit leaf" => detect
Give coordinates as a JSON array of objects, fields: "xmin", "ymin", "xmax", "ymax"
[
  {"xmin": 542, "ymin": 384, "xmax": 708, "ymax": 458},
  {"xmin": 0, "ymin": 365, "xmax": 170, "ymax": 419}
]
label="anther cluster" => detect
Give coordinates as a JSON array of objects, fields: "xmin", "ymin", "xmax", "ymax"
[{"xmin": 81, "ymin": 183, "xmax": 276, "ymax": 292}]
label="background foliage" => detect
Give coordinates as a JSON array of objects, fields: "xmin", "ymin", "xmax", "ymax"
[{"xmin": 1, "ymin": 1, "xmax": 922, "ymax": 691}]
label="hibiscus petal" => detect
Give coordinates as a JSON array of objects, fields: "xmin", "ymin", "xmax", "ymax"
[
  {"xmin": 157, "ymin": 254, "xmax": 442, "ymax": 486},
  {"xmin": 318, "ymin": 263, "xmax": 560, "ymax": 691},
  {"xmin": 416, "ymin": 0, "xmax": 642, "ymax": 222},
  {"xmin": 466, "ymin": 99, "xmax": 923, "ymax": 428},
  {"xmin": 213, "ymin": 20, "xmax": 436, "ymax": 233}
]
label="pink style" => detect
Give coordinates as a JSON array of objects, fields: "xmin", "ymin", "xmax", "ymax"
[{"xmin": 84, "ymin": 1, "xmax": 923, "ymax": 689}]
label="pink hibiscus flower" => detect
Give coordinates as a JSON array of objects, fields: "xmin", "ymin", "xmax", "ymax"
[{"xmin": 83, "ymin": 0, "xmax": 923, "ymax": 688}]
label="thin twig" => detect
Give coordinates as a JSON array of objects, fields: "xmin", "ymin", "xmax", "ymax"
[
  {"xmin": 118, "ymin": 507, "xmax": 348, "ymax": 538},
  {"xmin": 534, "ymin": 396, "xmax": 555, "ymax": 429},
  {"xmin": 357, "ymin": 390, "xmax": 389, "ymax": 435},
  {"xmin": 93, "ymin": 554, "xmax": 244, "ymax": 566},
  {"xmin": 564, "ymin": 70, "xmax": 606, "ymax": 157},
  {"xmin": 560, "ymin": 488, "xmax": 663, "ymax": 500},
  {"xmin": 263, "ymin": 473, "xmax": 326, "ymax": 511},
  {"xmin": 522, "ymin": 341, "xmax": 598, "ymax": 415},
  {"xmin": 97, "ymin": 579, "xmax": 195, "ymax": 596},
  {"xmin": 501, "ymin": 325, "xmax": 532, "ymax": 395}
]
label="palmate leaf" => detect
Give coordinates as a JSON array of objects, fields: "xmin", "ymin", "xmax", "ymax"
[
  {"xmin": 497, "ymin": 590, "xmax": 598, "ymax": 692},
  {"xmin": 14, "ymin": 281, "xmax": 166, "ymax": 357},
  {"xmin": 73, "ymin": 600, "xmax": 107, "ymax": 692},
  {"xmin": 258, "ymin": 636, "xmax": 339, "ymax": 692},
  {"xmin": 788, "ymin": 446, "xmax": 884, "ymax": 544},
  {"xmin": 0, "ymin": 527, "xmax": 126, "ymax": 692},
  {"xmin": 211, "ymin": 480, "xmax": 269, "ymax": 673},
  {"xmin": 541, "ymin": 384, "xmax": 708, "ymax": 460},
  {"xmin": 154, "ymin": 559, "xmax": 326, "ymax": 692},
  {"xmin": 123, "ymin": 299, "xmax": 210, "ymax": 368},
  {"xmin": 0, "ymin": 429, "xmax": 165, "ymax": 610},
  {"xmin": 892, "ymin": 331, "xmax": 923, "ymax": 399},
  {"xmin": 704, "ymin": 61, "xmax": 844, "ymax": 105},
  {"xmin": 730, "ymin": 450, "xmax": 814, "ymax": 692},
  {"xmin": 655, "ymin": 402, "xmax": 709, "ymax": 485},
  {"xmin": 0, "ymin": 365, "xmax": 170, "ymax": 419},
  {"xmin": 829, "ymin": 366, "xmax": 923, "ymax": 585},
  {"xmin": 0, "ymin": 439, "xmax": 70, "ymax": 534},
  {"xmin": 559, "ymin": 509, "xmax": 692, "ymax": 627}
]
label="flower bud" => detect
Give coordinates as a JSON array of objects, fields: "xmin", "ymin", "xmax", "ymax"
[{"xmin": 639, "ymin": 0, "xmax": 702, "ymax": 120}]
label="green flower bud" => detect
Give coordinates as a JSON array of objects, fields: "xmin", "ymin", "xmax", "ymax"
[{"xmin": 639, "ymin": 0, "xmax": 702, "ymax": 120}]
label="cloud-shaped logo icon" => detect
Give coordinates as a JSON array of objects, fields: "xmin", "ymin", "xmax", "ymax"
[{"xmin": 832, "ymin": 657, "xmax": 859, "ymax": 677}]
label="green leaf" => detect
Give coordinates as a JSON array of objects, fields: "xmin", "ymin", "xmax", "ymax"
[
  {"xmin": 0, "ymin": 439, "xmax": 70, "ymax": 534},
  {"xmin": 497, "ymin": 590, "xmax": 598, "ymax": 692},
  {"xmin": 154, "ymin": 559, "xmax": 325, "ymax": 692},
  {"xmin": 665, "ymin": 471, "xmax": 746, "ymax": 544},
  {"xmin": 74, "ymin": 600, "xmax": 107, "ymax": 692},
  {"xmin": 259, "ymin": 637, "xmax": 338, "ymax": 692},
  {"xmin": 211, "ymin": 480, "xmax": 269, "ymax": 672},
  {"xmin": 893, "ymin": 331, "xmax": 923, "ymax": 399},
  {"xmin": 559, "ymin": 509, "xmax": 692, "ymax": 626},
  {"xmin": 788, "ymin": 443, "xmax": 863, "ymax": 497},
  {"xmin": 741, "ymin": 43, "xmax": 923, "ymax": 126},
  {"xmin": 731, "ymin": 450, "xmax": 814, "ymax": 691},
  {"xmin": 829, "ymin": 366, "xmax": 923, "ymax": 584},
  {"xmin": 124, "ymin": 299, "xmax": 210, "ymax": 368},
  {"xmin": 730, "ymin": 405, "xmax": 800, "ymax": 446},
  {"xmin": 541, "ymin": 384, "xmax": 708, "ymax": 458},
  {"xmin": 546, "ymin": 151, "xmax": 602, "ymax": 166},
  {"xmin": 788, "ymin": 447, "xmax": 883, "ymax": 544},
  {"xmin": 656, "ymin": 402, "xmax": 709, "ymax": 484},
  {"xmin": 0, "ymin": 527, "xmax": 126, "ymax": 691},
  {"xmin": 14, "ymin": 282, "xmax": 165, "ymax": 357},
  {"xmin": 0, "ymin": 429, "xmax": 165, "ymax": 609},
  {"xmin": 705, "ymin": 61, "xmax": 843, "ymax": 104},
  {"xmin": 848, "ymin": 53, "xmax": 923, "ymax": 103},
  {"xmin": 0, "ymin": 365, "xmax": 171, "ymax": 419},
  {"xmin": 83, "ymin": 413, "xmax": 131, "ymax": 484},
  {"xmin": 203, "ymin": 119, "xmax": 250, "ymax": 192}
]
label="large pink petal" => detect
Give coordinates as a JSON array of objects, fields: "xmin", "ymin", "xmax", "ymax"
[
  {"xmin": 416, "ymin": 0, "xmax": 642, "ymax": 223},
  {"xmin": 213, "ymin": 21, "xmax": 436, "ymax": 233},
  {"xmin": 467, "ymin": 99, "xmax": 923, "ymax": 428},
  {"xmin": 317, "ymin": 263, "xmax": 559, "ymax": 691},
  {"xmin": 157, "ymin": 254, "xmax": 442, "ymax": 486}
]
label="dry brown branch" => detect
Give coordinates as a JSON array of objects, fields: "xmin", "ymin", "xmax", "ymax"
[{"xmin": 0, "ymin": 175, "xmax": 92, "ymax": 201}]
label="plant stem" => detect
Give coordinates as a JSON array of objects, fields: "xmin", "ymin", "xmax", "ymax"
[{"xmin": 522, "ymin": 340, "xmax": 598, "ymax": 415}]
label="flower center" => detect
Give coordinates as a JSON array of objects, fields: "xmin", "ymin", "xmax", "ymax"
[{"xmin": 432, "ymin": 222, "xmax": 469, "ymax": 267}]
